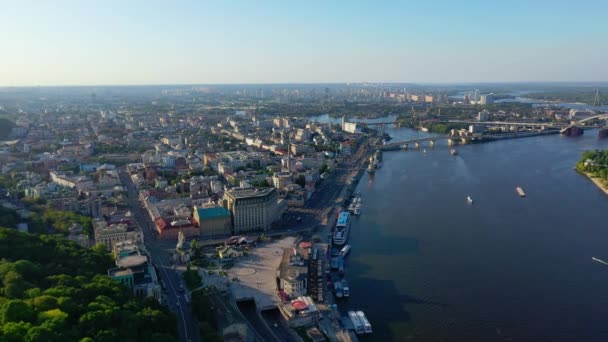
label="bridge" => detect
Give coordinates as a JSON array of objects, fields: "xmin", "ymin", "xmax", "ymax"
[
  {"xmin": 379, "ymin": 136, "xmax": 451, "ymax": 150},
  {"xmin": 447, "ymin": 120, "xmax": 566, "ymax": 129},
  {"xmin": 577, "ymin": 114, "xmax": 608, "ymax": 124}
]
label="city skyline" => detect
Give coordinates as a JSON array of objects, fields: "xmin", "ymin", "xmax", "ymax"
[{"xmin": 2, "ymin": 0, "xmax": 608, "ymax": 86}]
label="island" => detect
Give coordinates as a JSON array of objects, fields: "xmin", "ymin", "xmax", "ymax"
[{"xmin": 576, "ymin": 150, "xmax": 608, "ymax": 195}]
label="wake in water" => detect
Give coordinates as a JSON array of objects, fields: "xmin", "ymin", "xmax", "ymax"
[{"xmin": 592, "ymin": 257, "xmax": 608, "ymax": 266}]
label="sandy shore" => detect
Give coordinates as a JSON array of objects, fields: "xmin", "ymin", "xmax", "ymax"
[{"xmin": 580, "ymin": 171, "xmax": 608, "ymax": 196}]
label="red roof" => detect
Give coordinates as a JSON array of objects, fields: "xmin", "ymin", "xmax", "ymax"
[
  {"xmin": 299, "ymin": 242, "xmax": 312, "ymax": 248},
  {"xmin": 154, "ymin": 217, "xmax": 168, "ymax": 230},
  {"xmin": 292, "ymin": 300, "xmax": 307, "ymax": 311}
]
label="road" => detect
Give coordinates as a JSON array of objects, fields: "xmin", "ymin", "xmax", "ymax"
[{"xmin": 119, "ymin": 170, "xmax": 199, "ymax": 342}]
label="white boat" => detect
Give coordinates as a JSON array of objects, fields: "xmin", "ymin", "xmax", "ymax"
[
  {"xmin": 353, "ymin": 206, "xmax": 361, "ymax": 216},
  {"xmin": 342, "ymin": 279, "xmax": 350, "ymax": 297},
  {"xmin": 333, "ymin": 211, "xmax": 351, "ymax": 246},
  {"xmin": 467, "ymin": 196, "xmax": 473, "ymax": 204},
  {"xmin": 349, "ymin": 311, "xmax": 365, "ymax": 334},
  {"xmin": 339, "ymin": 245, "xmax": 351, "ymax": 257},
  {"xmin": 356, "ymin": 311, "xmax": 372, "ymax": 333},
  {"xmin": 450, "ymin": 149, "xmax": 457, "ymax": 156}
]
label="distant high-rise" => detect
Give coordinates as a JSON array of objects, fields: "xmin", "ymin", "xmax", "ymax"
[{"xmin": 479, "ymin": 93, "xmax": 494, "ymax": 105}]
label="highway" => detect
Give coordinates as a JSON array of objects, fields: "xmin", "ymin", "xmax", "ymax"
[{"xmin": 119, "ymin": 170, "xmax": 199, "ymax": 342}]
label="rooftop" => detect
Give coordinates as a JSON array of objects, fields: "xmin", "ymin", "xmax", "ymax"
[
  {"xmin": 226, "ymin": 187, "xmax": 275, "ymax": 199},
  {"xmin": 196, "ymin": 206, "xmax": 230, "ymax": 220}
]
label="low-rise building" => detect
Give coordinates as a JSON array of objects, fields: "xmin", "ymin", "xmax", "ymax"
[
  {"xmin": 193, "ymin": 205, "xmax": 232, "ymax": 237},
  {"xmin": 108, "ymin": 241, "xmax": 161, "ymax": 302},
  {"xmin": 154, "ymin": 217, "xmax": 199, "ymax": 240},
  {"xmin": 278, "ymin": 296, "xmax": 320, "ymax": 327},
  {"xmin": 93, "ymin": 219, "xmax": 144, "ymax": 250},
  {"xmin": 279, "ymin": 248, "xmax": 308, "ymax": 299}
]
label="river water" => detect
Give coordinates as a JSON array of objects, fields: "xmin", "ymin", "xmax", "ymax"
[{"xmin": 338, "ymin": 127, "xmax": 608, "ymax": 341}]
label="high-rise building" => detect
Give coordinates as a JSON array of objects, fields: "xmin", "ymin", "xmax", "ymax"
[
  {"xmin": 479, "ymin": 93, "xmax": 494, "ymax": 105},
  {"xmin": 223, "ymin": 187, "xmax": 286, "ymax": 233}
]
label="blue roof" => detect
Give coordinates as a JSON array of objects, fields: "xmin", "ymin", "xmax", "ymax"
[
  {"xmin": 196, "ymin": 206, "xmax": 231, "ymax": 220},
  {"xmin": 337, "ymin": 211, "xmax": 350, "ymax": 226}
]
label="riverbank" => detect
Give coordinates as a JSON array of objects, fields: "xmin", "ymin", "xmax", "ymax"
[{"xmin": 578, "ymin": 170, "xmax": 608, "ymax": 196}]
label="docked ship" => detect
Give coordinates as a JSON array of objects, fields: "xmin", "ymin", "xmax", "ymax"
[
  {"xmin": 357, "ymin": 311, "xmax": 372, "ymax": 333},
  {"xmin": 375, "ymin": 149, "xmax": 383, "ymax": 162},
  {"xmin": 367, "ymin": 158, "xmax": 375, "ymax": 174},
  {"xmin": 339, "ymin": 245, "xmax": 351, "ymax": 257},
  {"xmin": 338, "ymin": 258, "xmax": 345, "ymax": 276},
  {"xmin": 353, "ymin": 203, "xmax": 361, "ymax": 216},
  {"xmin": 342, "ymin": 279, "xmax": 350, "ymax": 297},
  {"xmin": 333, "ymin": 211, "xmax": 351, "ymax": 246},
  {"xmin": 349, "ymin": 311, "xmax": 365, "ymax": 334}
]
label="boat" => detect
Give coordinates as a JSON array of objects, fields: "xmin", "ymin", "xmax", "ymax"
[
  {"xmin": 334, "ymin": 281, "xmax": 343, "ymax": 298},
  {"xmin": 450, "ymin": 149, "xmax": 457, "ymax": 156},
  {"xmin": 423, "ymin": 149, "xmax": 427, "ymax": 153},
  {"xmin": 342, "ymin": 279, "xmax": 350, "ymax": 297},
  {"xmin": 332, "ymin": 211, "xmax": 351, "ymax": 246},
  {"xmin": 353, "ymin": 205, "xmax": 361, "ymax": 216},
  {"xmin": 374, "ymin": 150, "xmax": 383, "ymax": 162},
  {"xmin": 349, "ymin": 311, "xmax": 365, "ymax": 334},
  {"xmin": 467, "ymin": 196, "xmax": 473, "ymax": 204},
  {"xmin": 516, "ymin": 186, "xmax": 526, "ymax": 197},
  {"xmin": 356, "ymin": 311, "xmax": 372, "ymax": 333},
  {"xmin": 367, "ymin": 164, "xmax": 375, "ymax": 174},
  {"xmin": 339, "ymin": 245, "xmax": 351, "ymax": 258}
]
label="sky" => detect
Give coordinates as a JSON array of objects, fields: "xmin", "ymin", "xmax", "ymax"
[{"xmin": 1, "ymin": 0, "xmax": 607, "ymax": 86}]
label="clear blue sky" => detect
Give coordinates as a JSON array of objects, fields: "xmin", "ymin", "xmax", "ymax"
[{"xmin": 1, "ymin": 0, "xmax": 607, "ymax": 86}]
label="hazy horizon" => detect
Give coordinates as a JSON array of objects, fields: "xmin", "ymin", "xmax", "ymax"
[{"xmin": 2, "ymin": 0, "xmax": 607, "ymax": 86}]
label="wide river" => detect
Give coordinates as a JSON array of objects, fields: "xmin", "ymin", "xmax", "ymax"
[{"xmin": 338, "ymin": 126, "xmax": 608, "ymax": 341}]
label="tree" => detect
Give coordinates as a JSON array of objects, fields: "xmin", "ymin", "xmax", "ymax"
[
  {"xmin": 1, "ymin": 300, "xmax": 36, "ymax": 324},
  {"xmin": 295, "ymin": 175, "xmax": 306, "ymax": 187},
  {"xmin": 319, "ymin": 163, "xmax": 329, "ymax": 174}
]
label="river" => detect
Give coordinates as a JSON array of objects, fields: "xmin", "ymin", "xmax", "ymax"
[{"xmin": 338, "ymin": 126, "xmax": 608, "ymax": 341}]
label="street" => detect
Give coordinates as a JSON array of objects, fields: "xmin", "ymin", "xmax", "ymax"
[{"xmin": 119, "ymin": 170, "xmax": 199, "ymax": 342}]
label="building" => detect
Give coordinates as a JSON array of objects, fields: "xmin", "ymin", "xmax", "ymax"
[
  {"xmin": 278, "ymin": 296, "xmax": 320, "ymax": 328},
  {"xmin": 193, "ymin": 205, "xmax": 232, "ymax": 237},
  {"xmin": 223, "ymin": 187, "xmax": 285, "ymax": 234},
  {"xmin": 93, "ymin": 219, "xmax": 144, "ymax": 250},
  {"xmin": 479, "ymin": 93, "xmax": 494, "ymax": 105},
  {"xmin": 569, "ymin": 109, "xmax": 595, "ymax": 119},
  {"xmin": 108, "ymin": 241, "xmax": 161, "ymax": 302},
  {"xmin": 154, "ymin": 217, "xmax": 199, "ymax": 240},
  {"xmin": 272, "ymin": 172, "xmax": 292, "ymax": 190},
  {"xmin": 307, "ymin": 245, "xmax": 325, "ymax": 302},
  {"xmin": 477, "ymin": 110, "xmax": 490, "ymax": 121},
  {"xmin": 279, "ymin": 248, "xmax": 308, "ymax": 299}
]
